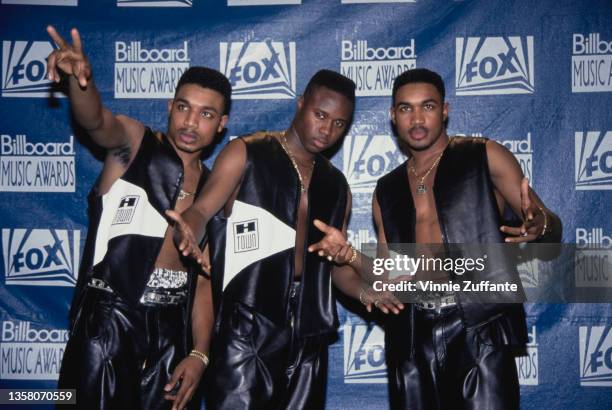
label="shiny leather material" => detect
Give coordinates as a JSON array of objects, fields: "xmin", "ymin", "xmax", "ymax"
[
  {"xmin": 61, "ymin": 129, "xmax": 208, "ymax": 408},
  {"xmin": 208, "ymin": 132, "xmax": 348, "ymax": 337},
  {"xmin": 58, "ymin": 289, "xmax": 195, "ymax": 410},
  {"xmin": 205, "ymin": 302, "xmax": 328, "ymax": 409},
  {"xmin": 206, "ymin": 133, "xmax": 347, "ymax": 408},
  {"xmin": 387, "ymin": 306, "xmax": 520, "ymax": 410},
  {"xmin": 376, "ymin": 138, "xmax": 527, "ymax": 409}
]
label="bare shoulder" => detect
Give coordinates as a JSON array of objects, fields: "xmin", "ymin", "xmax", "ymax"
[{"xmin": 485, "ymin": 138, "xmax": 523, "ymax": 178}]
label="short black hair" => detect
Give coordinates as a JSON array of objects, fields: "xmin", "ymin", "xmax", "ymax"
[
  {"xmin": 392, "ymin": 68, "xmax": 445, "ymax": 105},
  {"xmin": 303, "ymin": 69, "xmax": 356, "ymax": 105},
  {"xmin": 175, "ymin": 67, "xmax": 232, "ymax": 115}
]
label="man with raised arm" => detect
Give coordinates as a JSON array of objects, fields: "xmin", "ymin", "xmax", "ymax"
[
  {"xmin": 308, "ymin": 68, "xmax": 561, "ymax": 409},
  {"xmin": 46, "ymin": 26, "xmax": 230, "ymax": 410},
  {"xmin": 169, "ymin": 70, "xmax": 374, "ymax": 409}
]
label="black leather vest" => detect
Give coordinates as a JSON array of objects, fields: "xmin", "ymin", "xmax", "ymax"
[
  {"xmin": 376, "ymin": 137, "xmax": 526, "ymax": 345},
  {"xmin": 70, "ymin": 128, "xmax": 207, "ymax": 322},
  {"xmin": 208, "ymin": 132, "xmax": 348, "ymax": 338}
]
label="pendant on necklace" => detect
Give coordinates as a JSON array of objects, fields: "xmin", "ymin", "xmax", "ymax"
[{"xmin": 416, "ymin": 184, "xmax": 427, "ymax": 195}]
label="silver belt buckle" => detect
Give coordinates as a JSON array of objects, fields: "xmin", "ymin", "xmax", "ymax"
[
  {"xmin": 417, "ymin": 295, "xmax": 456, "ymax": 312},
  {"xmin": 139, "ymin": 290, "xmax": 186, "ymax": 306},
  {"xmin": 87, "ymin": 278, "xmax": 114, "ymax": 293}
]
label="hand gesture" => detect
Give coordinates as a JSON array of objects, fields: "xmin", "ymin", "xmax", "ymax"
[
  {"xmin": 165, "ymin": 210, "xmax": 209, "ymax": 271},
  {"xmin": 164, "ymin": 356, "xmax": 206, "ymax": 410},
  {"xmin": 46, "ymin": 26, "xmax": 91, "ymax": 87},
  {"xmin": 500, "ymin": 178, "xmax": 547, "ymax": 242},
  {"xmin": 307, "ymin": 219, "xmax": 353, "ymax": 264},
  {"xmin": 359, "ymin": 285, "xmax": 404, "ymax": 315}
]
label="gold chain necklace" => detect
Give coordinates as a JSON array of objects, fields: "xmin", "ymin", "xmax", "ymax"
[
  {"xmin": 408, "ymin": 149, "xmax": 445, "ymax": 195},
  {"xmin": 178, "ymin": 161, "xmax": 202, "ymax": 201},
  {"xmin": 279, "ymin": 132, "xmax": 314, "ymax": 193}
]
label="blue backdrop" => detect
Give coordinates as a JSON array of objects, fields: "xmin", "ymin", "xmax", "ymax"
[{"xmin": 0, "ymin": 1, "xmax": 611, "ymax": 409}]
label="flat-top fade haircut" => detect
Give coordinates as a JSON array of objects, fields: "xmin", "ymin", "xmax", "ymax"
[
  {"xmin": 175, "ymin": 67, "xmax": 232, "ymax": 115},
  {"xmin": 303, "ymin": 69, "xmax": 356, "ymax": 105},
  {"xmin": 392, "ymin": 68, "xmax": 445, "ymax": 105}
]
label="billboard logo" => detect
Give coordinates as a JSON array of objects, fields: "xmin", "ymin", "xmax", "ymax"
[
  {"xmin": 343, "ymin": 133, "xmax": 405, "ymax": 195},
  {"xmin": 228, "ymin": 0, "xmax": 300, "ymax": 5},
  {"xmin": 2, "ymin": 41, "xmax": 60, "ymax": 98},
  {"xmin": 114, "ymin": 40, "xmax": 190, "ymax": 98},
  {"xmin": 341, "ymin": 39, "xmax": 416, "ymax": 96},
  {"xmin": 1, "ymin": 0, "xmax": 77, "ymax": 4},
  {"xmin": 0, "ymin": 134, "xmax": 75, "ymax": 192},
  {"xmin": 220, "ymin": 41, "xmax": 296, "ymax": 99},
  {"xmin": 572, "ymin": 33, "xmax": 612, "ymax": 92},
  {"xmin": 575, "ymin": 131, "xmax": 612, "ymax": 190},
  {"xmin": 343, "ymin": 322, "xmax": 386, "ymax": 383},
  {"xmin": 117, "ymin": 0, "xmax": 192, "ymax": 6},
  {"xmin": 499, "ymin": 132, "xmax": 534, "ymax": 183},
  {"xmin": 1, "ymin": 229, "xmax": 79, "ymax": 287},
  {"xmin": 233, "ymin": 219, "xmax": 259, "ymax": 253},
  {"xmin": 579, "ymin": 326, "xmax": 612, "ymax": 386},
  {"xmin": 516, "ymin": 326, "xmax": 538, "ymax": 385},
  {"xmin": 575, "ymin": 228, "xmax": 612, "ymax": 288},
  {"xmin": 456, "ymin": 36, "xmax": 534, "ymax": 95},
  {"xmin": 1, "ymin": 321, "xmax": 67, "ymax": 380}
]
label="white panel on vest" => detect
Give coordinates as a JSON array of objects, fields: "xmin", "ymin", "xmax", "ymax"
[
  {"xmin": 223, "ymin": 200, "xmax": 296, "ymax": 291},
  {"xmin": 93, "ymin": 178, "xmax": 168, "ymax": 266}
]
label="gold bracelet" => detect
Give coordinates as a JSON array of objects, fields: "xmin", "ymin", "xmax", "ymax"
[
  {"xmin": 347, "ymin": 246, "xmax": 358, "ymax": 265},
  {"xmin": 537, "ymin": 206, "xmax": 548, "ymax": 239},
  {"xmin": 189, "ymin": 349, "xmax": 209, "ymax": 367}
]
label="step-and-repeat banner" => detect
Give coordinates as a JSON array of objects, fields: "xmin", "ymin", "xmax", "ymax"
[{"xmin": 0, "ymin": 1, "xmax": 611, "ymax": 409}]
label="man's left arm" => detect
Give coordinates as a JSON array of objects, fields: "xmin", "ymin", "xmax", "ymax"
[
  {"xmin": 486, "ymin": 140, "xmax": 562, "ymax": 243},
  {"xmin": 164, "ymin": 247, "xmax": 214, "ymax": 410},
  {"xmin": 330, "ymin": 190, "xmax": 403, "ymax": 314}
]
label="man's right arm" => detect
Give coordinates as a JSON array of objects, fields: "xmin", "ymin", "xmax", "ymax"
[
  {"xmin": 46, "ymin": 26, "xmax": 142, "ymax": 153},
  {"xmin": 167, "ymin": 138, "xmax": 248, "ymax": 263}
]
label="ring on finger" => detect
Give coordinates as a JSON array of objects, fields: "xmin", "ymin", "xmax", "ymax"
[
  {"xmin": 521, "ymin": 231, "xmax": 528, "ymax": 237},
  {"xmin": 326, "ymin": 255, "xmax": 333, "ymax": 261},
  {"xmin": 374, "ymin": 300, "xmax": 381, "ymax": 308}
]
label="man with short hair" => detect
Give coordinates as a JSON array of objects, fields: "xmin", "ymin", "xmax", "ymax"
[
  {"xmin": 169, "ymin": 70, "xmax": 371, "ymax": 409},
  {"xmin": 309, "ymin": 68, "xmax": 561, "ymax": 409},
  {"xmin": 46, "ymin": 26, "xmax": 230, "ymax": 410}
]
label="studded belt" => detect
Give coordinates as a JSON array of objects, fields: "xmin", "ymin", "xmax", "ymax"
[{"xmin": 415, "ymin": 295, "xmax": 456, "ymax": 310}]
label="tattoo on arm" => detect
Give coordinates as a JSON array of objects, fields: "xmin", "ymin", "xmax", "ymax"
[{"xmin": 112, "ymin": 144, "xmax": 131, "ymax": 166}]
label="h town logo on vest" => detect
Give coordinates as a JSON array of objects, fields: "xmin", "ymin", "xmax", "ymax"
[
  {"xmin": 579, "ymin": 326, "xmax": 612, "ymax": 386},
  {"xmin": 455, "ymin": 36, "xmax": 534, "ymax": 95},
  {"xmin": 117, "ymin": 0, "xmax": 191, "ymax": 6},
  {"xmin": 220, "ymin": 40, "xmax": 296, "ymax": 99},
  {"xmin": 233, "ymin": 219, "xmax": 259, "ymax": 253},
  {"xmin": 111, "ymin": 195, "xmax": 140, "ymax": 225}
]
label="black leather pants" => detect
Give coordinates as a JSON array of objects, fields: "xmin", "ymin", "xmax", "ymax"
[
  {"xmin": 205, "ymin": 283, "xmax": 328, "ymax": 410},
  {"xmin": 387, "ymin": 306, "xmax": 520, "ymax": 410},
  {"xmin": 57, "ymin": 288, "xmax": 188, "ymax": 410}
]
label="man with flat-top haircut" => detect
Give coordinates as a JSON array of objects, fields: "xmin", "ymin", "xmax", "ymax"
[
  {"xmin": 308, "ymin": 68, "xmax": 561, "ymax": 410},
  {"xmin": 46, "ymin": 26, "xmax": 230, "ymax": 410},
  {"xmin": 168, "ymin": 70, "xmax": 374, "ymax": 409}
]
